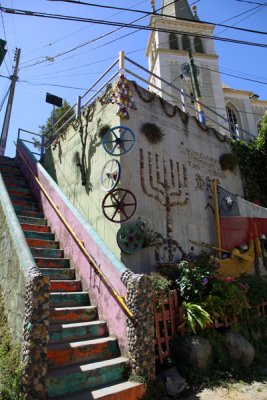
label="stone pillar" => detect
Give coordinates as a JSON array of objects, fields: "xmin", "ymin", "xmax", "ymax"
[
  {"xmin": 121, "ymin": 269, "xmax": 155, "ymax": 380},
  {"xmin": 21, "ymin": 266, "xmax": 50, "ymax": 400}
]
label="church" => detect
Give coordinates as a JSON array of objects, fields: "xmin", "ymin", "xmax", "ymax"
[{"xmin": 146, "ymin": 0, "xmax": 267, "ymax": 139}]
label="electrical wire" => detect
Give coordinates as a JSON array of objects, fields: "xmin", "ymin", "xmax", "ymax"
[
  {"xmin": 235, "ymin": 0, "xmax": 267, "ymax": 5},
  {"xmin": 2, "ymin": 6, "xmax": 267, "ymax": 65},
  {"xmin": 0, "ymin": 3, "xmax": 11, "ymax": 75},
  {"xmin": 22, "ymin": 0, "xmax": 147, "ymax": 60},
  {"xmin": 19, "ymin": 0, "xmax": 193, "ymax": 69},
  {"xmin": 0, "ymin": 82, "xmax": 10, "ymax": 111},
  {"xmin": 199, "ymin": 65, "xmax": 267, "ymax": 86},
  {"xmin": 48, "ymin": 0, "xmax": 267, "ymax": 36}
]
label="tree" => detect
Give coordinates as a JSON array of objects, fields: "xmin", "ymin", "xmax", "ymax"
[
  {"xmin": 231, "ymin": 111, "xmax": 267, "ymax": 206},
  {"xmin": 34, "ymin": 100, "xmax": 75, "ymax": 148}
]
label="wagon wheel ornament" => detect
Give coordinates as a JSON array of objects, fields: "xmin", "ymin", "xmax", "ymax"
[
  {"xmin": 117, "ymin": 225, "xmax": 144, "ymax": 254},
  {"xmin": 100, "ymin": 159, "xmax": 121, "ymax": 192},
  {"xmin": 102, "ymin": 126, "xmax": 135, "ymax": 156},
  {"xmin": 102, "ymin": 188, "xmax": 137, "ymax": 223}
]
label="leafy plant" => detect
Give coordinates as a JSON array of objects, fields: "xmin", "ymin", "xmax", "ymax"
[
  {"xmin": 182, "ymin": 302, "xmax": 212, "ymax": 334},
  {"xmin": 136, "ymin": 218, "xmax": 163, "ymax": 248},
  {"xmin": 219, "ymin": 153, "xmax": 238, "ymax": 171},
  {"xmin": 174, "ymin": 255, "xmax": 217, "ymax": 302},
  {"xmin": 98, "ymin": 124, "xmax": 111, "ymax": 139},
  {"xmin": 149, "ymin": 273, "xmax": 171, "ymax": 297},
  {"xmin": 140, "ymin": 122, "xmax": 165, "ymax": 144}
]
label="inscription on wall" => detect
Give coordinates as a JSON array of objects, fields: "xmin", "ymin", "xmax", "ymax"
[{"xmin": 186, "ymin": 148, "xmax": 226, "ymax": 179}]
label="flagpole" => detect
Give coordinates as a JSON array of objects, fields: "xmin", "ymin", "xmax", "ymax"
[{"xmin": 212, "ymin": 179, "xmax": 222, "ymax": 259}]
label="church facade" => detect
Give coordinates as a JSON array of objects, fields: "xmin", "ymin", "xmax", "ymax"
[{"xmin": 146, "ymin": 0, "xmax": 267, "ymax": 140}]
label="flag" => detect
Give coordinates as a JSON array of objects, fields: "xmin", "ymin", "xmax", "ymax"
[{"xmin": 218, "ymin": 186, "xmax": 267, "ymax": 250}]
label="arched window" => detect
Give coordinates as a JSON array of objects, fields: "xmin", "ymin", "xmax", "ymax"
[
  {"xmin": 181, "ymin": 35, "xmax": 191, "ymax": 51},
  {"xmin": 226, "ymin": 105, "xmax": 241, "ymax": 137},
  {"xmin": 169, "ymin": 33, "xmax": 179, "ymax": 50},
  {"xmin": 194, "ymin": 37, "xmax": 204, "ymax": 53}
]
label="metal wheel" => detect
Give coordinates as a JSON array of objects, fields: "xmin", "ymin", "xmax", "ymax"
[
  {"xmin": 102, "ymin": 188, "xmax": 137, "ymax": 223},
  {"xmin": 117, "ymin": 225, "xmax": 144, "ymax": 254},
  {"xmin": 100, "ymin": 159, "xmax": 121, "ymax": 192},
  {"xmin": 102, "ymin": 126, "xmax": 135, "ymax": 156}
]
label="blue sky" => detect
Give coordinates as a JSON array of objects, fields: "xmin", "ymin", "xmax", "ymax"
[{"xmin": 0, "ymin": 0, "xmax": 267, "ymax": 157}]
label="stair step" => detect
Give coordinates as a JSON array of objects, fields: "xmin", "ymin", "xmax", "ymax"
[
  {"xmin": 19, "ymin": 216, "xmax": 47, "ymax": 226},
  {"xmin": 41, "ymin": 268, "xmax": 75, "ymax": 280},
  {"xmin": 48, "ymin": 337, "xmax": 120, "ymax": 369},
  {"xmin": 1, "ymin": 175, "xmax": 26, "ymax": 184},
  {"xmin": 13, "ymin": 202, "xmax": 39, "ymax": 211},
  {"xmin": 49, "ymin": 321, "xmax": 108, "ymax": 344},
  {"xmin": 55, "ymin": 381, "xmax": 146, "ymax": 400},
  {"xmin": 7, "ymin": 188, "xmax": 31, "ymax": 197},
  {"xmin": 0, "ymin": 156, "xmax": 17, "ymax": 166},
  {"xmin": 50, "ymin": 292, "xmax": 89, "ymax": 308},
  {"xmin": 6, "ymin": 186, "xmax": 30, "ymax": 194},
  {"xmin": 27, "ymin": 238, "xmax": 59, "ymax": 249},
  {"xmin": 46, "ymin": 357, "xmax": 128, "ymax": 398},
  {"xmin": 30, "ymin": 247, "xmax": 64, "ymax": 258},
  {"xmin": 0, "ymin": 167, "xmax": 22, "ymax": 176},
  {"xmin": 24, "ymin": 231, "xmax": 55, "ymax": 241},
  {"xmin": 10, "ymin": 194, "xmax": 37, "ymax": 204},
  {"xmin": 50, "ymin": 280, "xmax": 82, "ymax": 292},
  {"xmin": 16, "ymin": 208, "xmax": 44, "ymax": 218},
  {"xmin": 35, "ymin": 257, "xmax": 70, "ymax": 269},
  {"xmin": 49, "ymin": 306, "xmax": 97, "ymax": 324}
]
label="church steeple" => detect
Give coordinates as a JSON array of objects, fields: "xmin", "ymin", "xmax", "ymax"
[{"xmin": 161, "ymin": 0, "xmax": 199, "ymax": 21}]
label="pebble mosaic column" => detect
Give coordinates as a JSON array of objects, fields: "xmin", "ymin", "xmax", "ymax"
[{"xmin": 21, "ymin": 266, "xmax": 50, "ymax": 400}]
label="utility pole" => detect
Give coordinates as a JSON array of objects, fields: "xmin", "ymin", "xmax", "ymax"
[
  {"xmin": 188, "ymin": 50, "xmax": 206, "ymax": 124},
  {"xmin": 0, "ymin": 48, "xmax": 21, "ymax": 156}
]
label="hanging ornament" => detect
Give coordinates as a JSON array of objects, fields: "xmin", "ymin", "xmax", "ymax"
[
  {"xmin": 102, "ymin": 74, "xmax": 137, "ymax": 119},
  {"xmin": 117, "ymin": 224, "xmax": 144, "ymax": 254}
]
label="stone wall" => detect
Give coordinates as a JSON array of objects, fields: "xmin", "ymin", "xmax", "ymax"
[
  {"xmin": 0, "ymin": 171, "xmax": 50, "ymax": 399},
  {"xmin": 0, "ymin": 174, "xmax": 29, "ymax": 344},
  {"xmin": 121, "ymin": 269, "xmax": 155, "ymax": 380}
]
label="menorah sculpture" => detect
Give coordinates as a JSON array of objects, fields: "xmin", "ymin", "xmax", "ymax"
[{"xmin": 139, "ymin": 148, "xmax": 189, "ymax": 262}]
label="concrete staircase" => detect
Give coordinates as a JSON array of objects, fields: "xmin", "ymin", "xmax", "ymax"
[{"xmin": 0, "ymin": 156, "xmax": 145, "ymax": 400}]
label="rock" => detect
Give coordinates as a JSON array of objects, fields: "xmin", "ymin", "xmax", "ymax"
[
  {"xmin": 223, "ymin": 330, "xmax": 255, "ymax": 367},
  {"xmin": 159, "ymin": 367, "xmax": 187, "ymax": 397},
  {"xmin": 172, "ymin": 335, "xmax": 212, "ymax": 370}
]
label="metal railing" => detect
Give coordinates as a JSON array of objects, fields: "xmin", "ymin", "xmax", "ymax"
[
  {"xmin": 19, "ymin": 50, "xmax": 259, "ymax": 155},
  {"xmin": 17, "ymin": 128, "xmax": 44, "ymax": 158},
  {"xmin": 16, "ymin": 141, "xmax": 135, "ymax": 321}
]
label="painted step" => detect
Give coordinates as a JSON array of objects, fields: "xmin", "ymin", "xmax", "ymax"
[
  {"xmin": 30, "ymin": 247, "xmax": 64, "ymax": 258},
  {"xmin": 10, "ymin": 194, "xmax": 37, "ymax": 204},
  {"xmin": 41, "ymin": 268, "xmax": 75, "ymax": 280},
  {"xmin": 49, "ymin": 306, "xmax": 97, "ymax": 324},
  {"xmin": 50, "ymin": 280, "xmax": 82, "ymax": 292},
  {"xmin": 49, "ymin": 321, "xmax": 108, "ymax": 344},
  {"xmin": 50, "ymin": 292, "xmax": 89, "ymax": 307},
  {"xmin": 24, "ymin": 230, "xmax": 55, "ymax": 241},
  {"xmin": 46, "ymin": 357, "xmax": 128, "ymax": 398},
  {"xmin": 27, "ymin": 238, "xmax": 59, "ymax": 249},
  {"xmin": 35, "ymin": 257, "xmax": 69, "ymax": 269},
  {"xmin": 1, "ymin": 175, "xmax": 26, "ymax": 184},
  {"xmin": 15, "ymin": 208, "xmax": 44, "ymax": 218},
  {"xmin": 0, "ymin": 166, "xmax": 22, "ymax": 175},
  {"xmin": 47, "ymin": 337, "xmax": 120, "ymax": 369},
  {"xmin": 0, "ymin": 156, "xmax": 16, "ymax": 166},
  {"xmin": 13, "ymin": 201, "xmax": 39, "ymax": 211},
  {"xmin": 7, "ymin": 188, "xmax": 31, "ymax": 196},
  {"xmin": 5, "ymin": 186, "xmax": 31, "ymax": 195},
  {"xmin": 55, "ymin": 381, "xmax": 146, "ymax": 400},
  {"xmin": 19, "ymin": 216, "xmax": 47, "ymax": 226}
]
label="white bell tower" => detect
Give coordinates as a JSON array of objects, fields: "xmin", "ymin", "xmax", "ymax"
[{"xmin": 146, "ymin": 0, "xmax": 227, "ymax": 130}]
